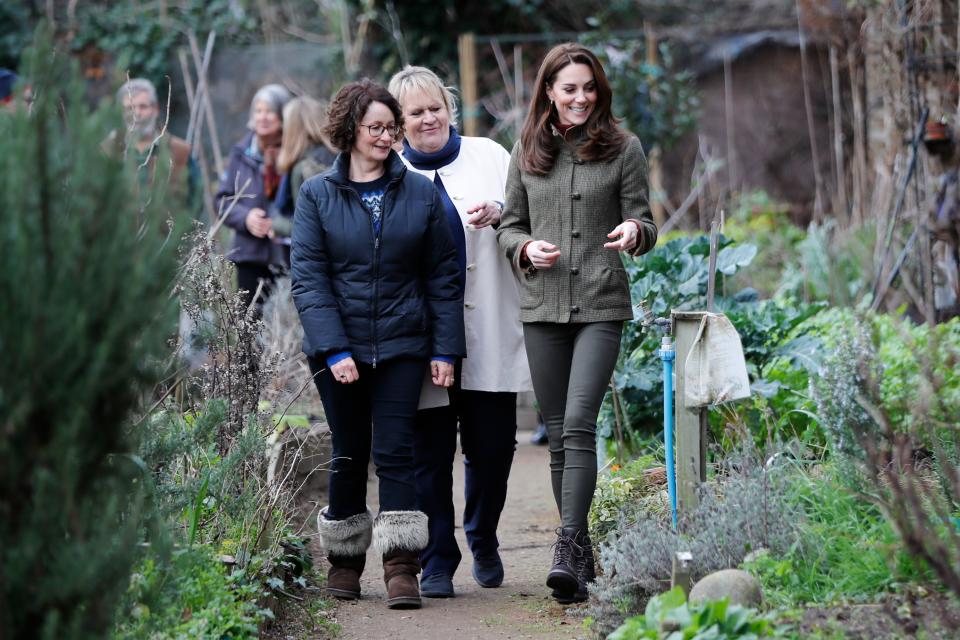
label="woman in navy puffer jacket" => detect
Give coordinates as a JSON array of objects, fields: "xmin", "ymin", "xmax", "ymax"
[{"xmin": 291, "ymin": 79, "xmax": 465, "ymax": 610}]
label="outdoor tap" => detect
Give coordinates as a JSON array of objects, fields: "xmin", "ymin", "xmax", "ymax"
[{"xmin": 637, "ymin": 300, "xmax": 672, "ymax": 334}]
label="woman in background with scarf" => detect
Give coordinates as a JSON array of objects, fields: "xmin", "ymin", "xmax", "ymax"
[{"xmin": 215, "ymin": 83, "xmax": 292, "ymax": 311}]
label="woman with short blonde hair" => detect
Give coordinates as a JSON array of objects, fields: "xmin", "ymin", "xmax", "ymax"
[{"xmin": 388, "ymin": 65, "xmax": 531, "ymax": 599}]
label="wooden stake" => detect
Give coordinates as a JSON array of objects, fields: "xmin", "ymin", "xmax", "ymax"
[
  {"xmin": 187, "ymin": 31, "xmax": 223, "ymax": 177},
  {"xmin": 797, "ymin": 0, "xmax": 826, "ymax": 222},
  {"xmin": 706, "ymin": 218, "xmax": 720, "ymax": 312},
  {"xmin": 847, "ymin": 47, "xmax": 868, "ymax": 226},
  {"xmin": 830, "ymin": 45, "xmax": 849, "ymax": 225},
  {"xmin": 458, "ymin": 33, "xmax": 479, "ymax": 137},
  {"xmin": 178, "ymin": 49, "xmax": 216, "ymax": 225},
  {"xmin": 723, "ymin": 48, "xmax": 737, "ymax": 193}
]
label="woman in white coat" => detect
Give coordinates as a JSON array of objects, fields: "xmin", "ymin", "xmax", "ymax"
[{"xmin": 388, "ymin": 66, "xmax": 532, "ymax": 598}]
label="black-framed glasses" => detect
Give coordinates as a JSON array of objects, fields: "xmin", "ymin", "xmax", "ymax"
[{"xmin": 359, "ymin": 122, "xmax": 402, "ymax": 138}]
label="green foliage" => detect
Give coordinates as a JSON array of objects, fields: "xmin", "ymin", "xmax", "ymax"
[
  {"xmin": 71, "ymin": 0, "xmax": 259, "ymax": 90},
  {"xmin": 0, "ymin": 3, "xmax": 31, "ymax": 69},
  {"xmin": 588, "ymin": 446, "xmax": 801, "ymax": 636},
  {"xmin": 774, "ymin": 220, "xmax": 874, "ymax": 306},
  {"xmin": 812, "ymin": 310, "xmax": 960, "ymax": 453},
  {"xmin": 742, "ymin": 461, "xmax": 933, "ymax": 607},
  {"xmin": 0, "ymin": 27, "xmax": 182, "ymax": 638},
  {"xmin": 115, "ymin": 548, "xmax": 268, "ymax": 640},
  {"xmin": 608, "ymin": 235, "xmax": 825, "ymax": 452},
  {"xmin": 608, "ymin": 587, "xmax": 788, "ymax": 640},
  {"xmin": 723, "ymin": 192, "xmax": 806, "ymax": 298},
  {"xmin": 589, "ymin": 454, "xmax": 662, "ymax": 543},
  {"xmin": 611, "ymin": 235, "xmax": 756, "ymax": 440}
]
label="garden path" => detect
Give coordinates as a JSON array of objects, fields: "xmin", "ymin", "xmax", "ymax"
[{"xmin": 331, "ymin": 415, "xmax": 588, "ymax": 640}]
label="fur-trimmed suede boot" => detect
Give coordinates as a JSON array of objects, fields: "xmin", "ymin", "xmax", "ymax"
[
  {"xmin": 317, "ymin": 508, "xmax": 373, "ymax": 600},
  {"xmin": 373, "ymin": 510, "xmax": 429, "ymax": 609}
]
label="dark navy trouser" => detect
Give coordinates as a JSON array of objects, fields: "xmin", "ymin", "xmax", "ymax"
[
  {"xmin": 414, "ymin": 361, "xmax": 517, "ymax": 579},
  {"xmin": 309, "ymin": 356, "xmax": 427, "ymax": 521}
]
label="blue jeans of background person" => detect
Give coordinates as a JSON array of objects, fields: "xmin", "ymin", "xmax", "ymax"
[
  {"xmin": 309, "ymin": 356, "xmax": 427, "ymax": 521},
  {"xmin": 414, "ymin": 360, "xmax": 517, "ymax": 578}
]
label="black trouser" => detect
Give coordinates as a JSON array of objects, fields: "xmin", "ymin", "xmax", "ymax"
[
  {"xmin": 309, "ymin": 356, "xmax": 427, "ymax": 520},
  {"xmin": 414, "ymin": 360, "xmax": 517, "ymax": 578},
  {"xmin": 235, "ymin": 259, "xmax": 286, "ymax": 312},
  {"xmin": 522, "ymin": 321, "xmax": 623, "ymax": 532}
]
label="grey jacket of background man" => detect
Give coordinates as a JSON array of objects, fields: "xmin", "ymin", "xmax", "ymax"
[{"xmin": 496, "ymin": 134, "xmax": 658, "ymax": 323}]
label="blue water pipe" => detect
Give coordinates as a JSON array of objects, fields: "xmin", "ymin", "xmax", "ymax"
[{"xmin": 659, "ymin": 335, "xmax": 678, "ymax": 531}]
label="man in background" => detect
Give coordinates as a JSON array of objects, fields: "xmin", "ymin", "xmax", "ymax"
[{"xmin": 110, "ymin": 77, "xmax": 201, "ymax": 216}]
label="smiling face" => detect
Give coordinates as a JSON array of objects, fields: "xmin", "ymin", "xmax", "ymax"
[
  {"xmin": 252, "ymin": 99, "xmax": 282, "ymax": 139},
  {"xmin": 352, "ymin": 101, "xmax": 398, "ymax": 165},
  {"xmin": 546, "ymin": 62, "xmax": 597, "ymax": 127},
  {"xmin": 400, "ymin": 88, "xmax": 450, "ymax": 153}
]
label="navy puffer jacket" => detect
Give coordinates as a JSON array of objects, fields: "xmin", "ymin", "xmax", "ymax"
[{"xmin": 291, "ymin": 150, "xmax": 466, "ymax": 365}]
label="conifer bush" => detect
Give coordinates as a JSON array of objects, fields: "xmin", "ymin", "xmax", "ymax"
[{"xmin": 0, "ymin": 29, "xmax": 182, "ymax": 638}]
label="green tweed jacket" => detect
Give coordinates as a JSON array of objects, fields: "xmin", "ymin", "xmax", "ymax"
[{"xmin": 496, "ymin": 132, "xmax": 658, "ymax": 323}]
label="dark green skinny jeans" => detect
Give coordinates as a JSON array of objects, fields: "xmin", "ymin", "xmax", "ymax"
[{"xmin": 523, "ymin": 321, "xmax": 623, "ymax": 532}]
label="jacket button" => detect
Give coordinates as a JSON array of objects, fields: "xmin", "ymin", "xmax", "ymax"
[
  {"xmin": 571, "ymin": 267, "xmax": 580, "ymax": 275},
  {"xmin": 571, "ymin": 230, "xmax": 580, "ymax": 238},
  {"xmin": 573, "ymin": 158, "xmax": 583, "ymax": 165},
  {"xmin": 571, "ymin": 305, "xmax": 580, "ymax": 313},
  {"xmin": 571, "ymin": 192, "xmax": 581, "ymax": 200}
]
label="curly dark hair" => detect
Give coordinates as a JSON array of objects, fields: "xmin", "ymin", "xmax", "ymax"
[{"xmin": 324, "ymin": 78, "xmax": 404, "ymax": 152}]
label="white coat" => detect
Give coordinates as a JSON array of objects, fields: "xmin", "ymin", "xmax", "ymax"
[{"xmin": 403, "ymin": 136, "xmax": 532, "ymax": 393}]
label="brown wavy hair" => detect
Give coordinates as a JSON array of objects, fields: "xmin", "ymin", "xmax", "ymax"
[
  {"xmin": 518, "ymin": 43, "xmax": 627, "ymax": 175},
  {"xmin": 324, "ymin": 78, "xmax": 404, "ymax": 152}
]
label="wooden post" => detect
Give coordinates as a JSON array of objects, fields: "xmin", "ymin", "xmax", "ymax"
[
  {"xmin": 672, "ymin": 551, "xmax": 694, "ymax": 594},
  {"xmin": 458, "ymin": 32, "xmax": 479, "ymax": 137},
  {"xmin": 671, "ymin": 311, "xmax": 708, "ymax": 515}
]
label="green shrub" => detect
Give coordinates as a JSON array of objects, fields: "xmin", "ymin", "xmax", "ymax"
[
  {"xmin": 609, "ymin": 235, "xmax": 825, "ymax": 455},
  {"xmin": 115, "ymin": 547, "xmax": 268, "ymax": 640},
  {"xmin": 589, "ymin": 454, "xmax": 663, "ymax": 543},
  {"xmin": 742, "ymin": 461, "xmax": 932, "ymax": 607},
  {"xmin": 607, "ymin": 587, "xmax": 788, "ymax": 640},
  {"xmin": 0, "ymin": 28, "xmax": 183, "ymax": 638},
  {"xmin": 588, "ymin": 445, "xmax": 801, "ymax": 636},
  {"xmin": 724, "ymin": 191, "xmax": 806, "ymax": 298}
]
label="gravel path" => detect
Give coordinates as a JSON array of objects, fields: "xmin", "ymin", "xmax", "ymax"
[{"xmin": 330, "ymin": 421, "xmax": 588, "ymax": 640}]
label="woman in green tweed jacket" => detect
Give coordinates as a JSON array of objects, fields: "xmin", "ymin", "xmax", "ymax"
[{"xmin": 496, "ymin": 42, "xmax": 657, "ymax": 604}]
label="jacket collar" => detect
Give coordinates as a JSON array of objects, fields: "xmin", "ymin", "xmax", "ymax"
[
  {"xmin": 327, "ymin": 148, "xmax": 407, "ymax": 187},
  {"xmin": 232, "ymin": 131, "xmax": 263, "ymax": 169}
]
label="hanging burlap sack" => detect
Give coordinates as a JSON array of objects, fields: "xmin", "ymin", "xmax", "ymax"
[{"xmin": 683, "ymin": 313, "xmax": 751, "ymax": 408}]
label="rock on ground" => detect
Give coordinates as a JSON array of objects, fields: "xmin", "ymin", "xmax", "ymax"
[{"xmin": 688, "ymin": 568, "xmax": 763, "ymax": 608}]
